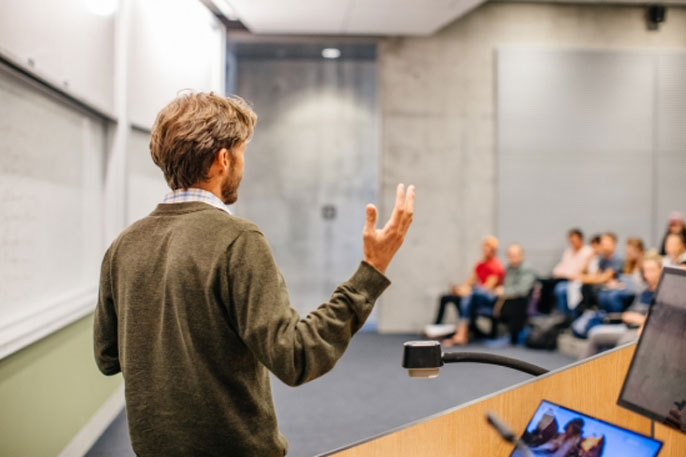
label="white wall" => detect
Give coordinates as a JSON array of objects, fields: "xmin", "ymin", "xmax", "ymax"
[
  {"xmin": 0, "ymin": 0, "xmax": 225, "ymax": 123},
  {"xmin": 128, "ymin": 0, "xmax": 226, "ymax": 128},
  {"xmin": 0, "ymin": 0, "xmax": 116, "ymax": 114}
]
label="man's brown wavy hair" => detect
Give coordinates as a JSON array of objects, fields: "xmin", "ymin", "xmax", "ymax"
[{"xmin": 150, "ymin": 92, "xmax": 257, "ymax": 190}]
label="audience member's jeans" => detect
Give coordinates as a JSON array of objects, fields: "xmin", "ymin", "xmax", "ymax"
[
  {"xmin": 554, "ymin": 281, "xmax": 571, "ymax": 315},
  {"xmin": 434, "ymin": 295, "xmax": 461, "ymax": 324},
  {"xmin": 435, "ymin": 288, "xmax": 498, "ymax": 326},
  {"xmin": 467, "ymin": 287, "xmax": 497, "ymax": 322},
  {"xmin": 470, "ymin": 287, "xmax": 497, "ymax": 309},
  {"xmin": 597, "ymin": 288, "xmax": 633, "ymax": 313}
]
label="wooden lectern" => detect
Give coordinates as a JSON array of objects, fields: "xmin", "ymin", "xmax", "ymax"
[{"xmin": 321, "ymin": 344, "xmax": 686, "ymax": 457}]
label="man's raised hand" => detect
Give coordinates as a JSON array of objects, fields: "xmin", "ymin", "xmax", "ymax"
[{"xmin": 362, "ymin": 184, "xmax": 415, "ymax": 274}]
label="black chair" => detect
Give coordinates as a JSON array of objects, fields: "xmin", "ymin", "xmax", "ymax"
[
  {"xmin": 498, "ymin": 295, "xmax": 532, "ymax": 345},
  {"xmin": 472, "ymin": 286, "xmax": 536, "ymax": 343}
]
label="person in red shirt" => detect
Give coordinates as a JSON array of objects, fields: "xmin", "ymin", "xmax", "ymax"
[{"xmin": 434, "ymin": 235, "xmax": 505, "ymax": 344}]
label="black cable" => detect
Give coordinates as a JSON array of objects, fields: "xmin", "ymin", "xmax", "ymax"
[{"xmin": 442, "ymin": 352, "xmax": 549, "ymax": 377}]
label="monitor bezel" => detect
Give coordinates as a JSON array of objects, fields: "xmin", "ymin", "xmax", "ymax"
[
  {"xmin": 617, "ymin": 265, "xmax": 686, "ymax": 432},
  {"xmin": 513, "ymin": 399, "xmax": 663, "ymax": 456}
]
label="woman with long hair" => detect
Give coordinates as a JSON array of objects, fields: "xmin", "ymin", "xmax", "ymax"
[
  {"xmin": 597, "ymin": 237, "xmax": 644, "ymax": 313},
  {"xmin": 663, "ymin": 233, "xmax": 686, "ymax": 267},
  {"xmin": 659, "ymin": 211, "xmax": 686, "ymax": 256}
]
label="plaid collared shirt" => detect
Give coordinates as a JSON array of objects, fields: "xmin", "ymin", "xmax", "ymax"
[{"xmin": 161, "ymin": 188, "xmax": 232, "ymax": 214}]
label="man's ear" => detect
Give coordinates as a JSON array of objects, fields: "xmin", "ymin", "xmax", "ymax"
[{"xmin": 217, "ymin": 147, "xmax": 231, "ymax": 170}]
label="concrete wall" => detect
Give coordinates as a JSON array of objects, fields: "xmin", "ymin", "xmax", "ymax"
[
  {"xmin": 376, "ymin": 2, "xmax": 686, "ymax": 332},
  {"xmin": 234, "ymin": 58, "xmax": 379, "ymax": 316},
  {"xmin": 497, "ymin": 47, "xmax": 686, "ymax": 273}
]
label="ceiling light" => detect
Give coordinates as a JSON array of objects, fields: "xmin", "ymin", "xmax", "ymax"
[
  {"xmin": 322, "ymin": 48, "xmax": 341, "ymax": 59},
  {"xmin": 211, "ymin": 0, "xmax": 239, "ymax": 21},
  {"xmin": 84, "ymin": 0, "xmax": 118, "ymax": 16}
]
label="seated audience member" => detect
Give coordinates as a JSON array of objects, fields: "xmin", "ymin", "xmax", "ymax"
[
  {"xmin": 581, "ymin": 255, "xmax": 662, "ymax": 359},
  {"xmin": 663, "ymin": 232, "xmax": 686, "ymax": 267},
  {"xmin": 553, "ymin": 229, "xmax": 594, "ymax": 279},
  {"xmin": 660, "ymin": 211, "xmax": 686, "ymax": 256},
  {"xmin": 554, "ymin": 233, "xmax": 611, "ymax": 316},
  {"xmin": 434, "ymin": 235, "xmax": 504, "ymax": 325},
  {"xmin": 539, "ymin": 229, "xmax": 594, "ymax": 313},
  {"xmin": 597, "ymin": 237, "xmax": 644, "ymax": 313},
  {"xmin": 584, "ymin": 234, "xmax": 602, "ymax": 275},
  {"xmin": 444, "ymin": 243, "xmax": 536, "ymax": 345},
  {"xmin": 578, "ymin": 232, "xmax": 624, "ymax": 307}
]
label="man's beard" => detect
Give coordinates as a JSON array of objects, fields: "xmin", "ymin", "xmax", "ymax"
[{"xmin": 220, "ymin": 167, "xmax": 242, "ymax": 205}]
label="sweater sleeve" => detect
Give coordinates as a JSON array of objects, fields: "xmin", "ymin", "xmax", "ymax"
[
  {"xmin": 226, "ymin": 229, "xmax": 390, "ymax": 387},
  {"xmin": 93, "ymin": 246, "xmax": 121, "ymax": 376}
]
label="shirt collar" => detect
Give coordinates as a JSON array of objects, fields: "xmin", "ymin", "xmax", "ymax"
[{"xmin": 161, "ymin": 188, "xmax": 232, "ymax": 215}]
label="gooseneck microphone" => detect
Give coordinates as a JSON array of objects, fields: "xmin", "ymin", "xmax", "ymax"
[
  {"xmin": 442, "ymin": 351, "xmax": 549, "ymax": 377},
  {"xmin": 401, "ymin": 341, "xmax": 549, "ymax": 378},
  {"xmin": 401, "ymin": 341, "xmax": 544, "ymax": 456}
]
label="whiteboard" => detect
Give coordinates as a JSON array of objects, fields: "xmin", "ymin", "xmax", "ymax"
[{"xmin": 0, "ymin": 66, "xmax": 106, "ymax": 359}]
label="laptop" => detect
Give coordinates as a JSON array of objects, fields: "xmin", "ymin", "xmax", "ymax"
[
  {"xmin": 511, "ymin": 400, "xmax": 662, "ymax": 456},
  {"xmin": 618, "ymin": 266, "xmax": 686, "ymax": 432}
]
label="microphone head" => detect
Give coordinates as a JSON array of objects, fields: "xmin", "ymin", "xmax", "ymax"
[{"xmin": 402, "ymin": 341, "xmax": 444, "ymax": 378}]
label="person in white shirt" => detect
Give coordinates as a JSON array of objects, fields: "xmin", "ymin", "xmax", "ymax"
[
  {"xmin": 538, "ymin": 229, "xmax": 594, "ymax": 313},
  {"xmin": 553, "ymin": 233, "xmax": 604, "ymax": 316},
  {"xmin": 556, "ymin": 233, "xmax": 621, "ymax": 316},
  {"xmin": 553, "ymin": 229, "xmax": 594, "ymax": 279}
]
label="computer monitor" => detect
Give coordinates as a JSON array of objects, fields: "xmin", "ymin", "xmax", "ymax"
[
  {"xmin": 511, "ymin": 400, "xmax": 662, "ymax": 457},
  {"xmin": 618, "ymin": 265, "xmax": 686, "ymax": 432}
]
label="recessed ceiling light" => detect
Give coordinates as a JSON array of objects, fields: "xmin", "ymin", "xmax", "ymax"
[
  {"xmin": 322, "ymin": 48, "xmax": 341, "ymax": 59},
  {"xmin": 84, "ymin": 0, "xmax": 118, "ymax": 16}
]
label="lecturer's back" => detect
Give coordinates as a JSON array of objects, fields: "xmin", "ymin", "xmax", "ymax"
[{"xmin": 93, "ymin": 92, "xmax": 413, "ymax": 456}]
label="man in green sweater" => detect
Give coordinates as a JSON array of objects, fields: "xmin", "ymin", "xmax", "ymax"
[{"xmin": 93, "ymin": 92, "xmax": 415, "ymax": 456}]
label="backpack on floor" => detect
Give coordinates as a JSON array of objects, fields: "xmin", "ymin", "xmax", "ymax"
[{"xmin": 525, "ymin": 314, "xmax": 569, "ymax": 350}]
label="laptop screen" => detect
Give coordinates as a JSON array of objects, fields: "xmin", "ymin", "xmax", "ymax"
[
  {"xmin": 618, "ymin": 266, "xmax": 686, "ymax": 432},
  {"xmin": 510, "ymin": 400, "xmax": 662, "ymax": 457}
]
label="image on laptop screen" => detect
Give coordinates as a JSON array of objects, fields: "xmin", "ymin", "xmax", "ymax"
[
  {"xmin": 511, "ymin": 400, "xmax": 662, "ymax": 457},
  {"xmin": 618, "ymin": 266, "xmax": 686, "ymax": 432}
]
